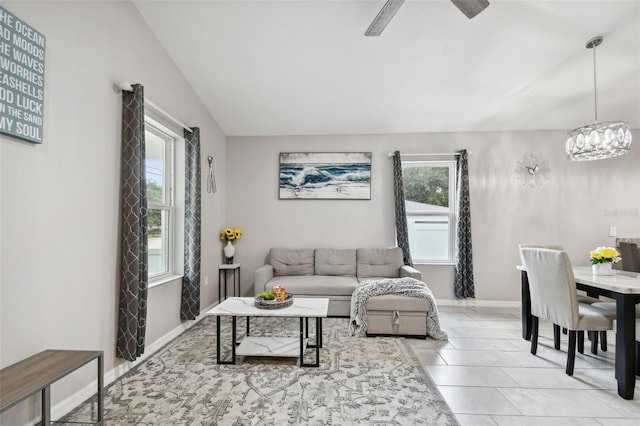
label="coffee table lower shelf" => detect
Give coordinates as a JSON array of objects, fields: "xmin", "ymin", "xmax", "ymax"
[{"xmin": 236, "ymin": 336, "xmax": 307, "ymax": 357}]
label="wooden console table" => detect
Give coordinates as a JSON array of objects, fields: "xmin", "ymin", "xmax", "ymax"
[{"xmin": 0, "ymin": 349, "xmax": 103, "ymax": 425}]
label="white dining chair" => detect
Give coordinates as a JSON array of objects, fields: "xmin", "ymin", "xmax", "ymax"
[
  {"xmin": 520, "ymin": 247, "xmax": 616, "ymax": 375},
  {"xmin": 519, "ymin": 244, "xmax": 611, "ymax": 354}
]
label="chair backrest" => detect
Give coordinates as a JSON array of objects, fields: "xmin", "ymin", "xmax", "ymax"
[
  {"xmin": 619, "ymin": 242, "xmax": 640, "ymax": 273},
  {"xmin": 520, "ymin": 247, "xmax": 579, "ymax": 330},
  {"xmin": 518, "ymin": 244, "xmax": 563, "ymax": 265}
]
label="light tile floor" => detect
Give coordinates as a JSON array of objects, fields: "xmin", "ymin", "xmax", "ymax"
[{"xmin": 407, "ymin": 305, "xmax": 640, "ymax": 425}]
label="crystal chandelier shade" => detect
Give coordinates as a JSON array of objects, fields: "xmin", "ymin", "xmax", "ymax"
[
  {"xmin": 566, "ymin": 122, "xmax": 632, "ymax": 161},
  {"xmin": 565, "ymin": 36, "xmax": 632, "ymax": 161}
]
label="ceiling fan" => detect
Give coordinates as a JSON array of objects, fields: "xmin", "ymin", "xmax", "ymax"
[{"xmin": 364, "ymin": 0, "xmax": 490, "ymax": 37}]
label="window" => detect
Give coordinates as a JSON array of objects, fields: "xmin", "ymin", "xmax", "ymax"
[
  {"xmin": 145, "ymin": 118, "xmax": 177, "ymax": 280},
  {"xmin": 402, "ymin": 161, "xmax": 456, "ymax": 264}
]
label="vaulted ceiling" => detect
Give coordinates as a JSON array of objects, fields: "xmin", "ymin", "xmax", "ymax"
[{"xmin": 133, "ymin": 0, "xmax": 640, "ymax": 137}]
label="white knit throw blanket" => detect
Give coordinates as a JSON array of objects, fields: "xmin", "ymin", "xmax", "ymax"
[{"xmin": 349, "ymin": 277, "xmax": 448, "ymax": 340}]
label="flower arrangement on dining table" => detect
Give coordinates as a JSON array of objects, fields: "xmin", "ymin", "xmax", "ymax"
[{"xmin": 589, "ymin": 246, "xmax": 621, "ymax": 264}]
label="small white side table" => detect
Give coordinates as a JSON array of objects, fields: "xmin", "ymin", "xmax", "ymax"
[{"xmin": 219, "ymin": 263, "xmax": 240, "ymax": 301}]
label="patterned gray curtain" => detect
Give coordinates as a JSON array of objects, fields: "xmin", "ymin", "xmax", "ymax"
[
  {"xmin": 117, "ymin": 84, "xmax": 148, "ymax": 361},
  {"xmin": 181, "ymin": 127, "xmax": 202, "ymax": 320},
  {"xmin": 454, "ymin": 149, "xmax": 475, "ymax": 298},
  {"xmin": 392, "ymin": 151, "xmax": 413, "ymax": 266}
]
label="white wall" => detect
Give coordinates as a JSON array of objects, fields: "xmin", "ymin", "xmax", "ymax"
[
  {"xmin": 0, "ymin": 2, "xmax": 226, "ymax": 424},
  {"xmin": 227, "ymin": 130, "xmax": 640, "ymax": 302}
]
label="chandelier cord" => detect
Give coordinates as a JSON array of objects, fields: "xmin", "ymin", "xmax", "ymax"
[{"xmin": 592, "ymin": 43, "xmax": 598, "ymax": 123}]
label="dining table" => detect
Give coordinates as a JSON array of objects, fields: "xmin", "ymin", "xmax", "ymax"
[{"xmin": 518, "ymin": 265, "xmax": 640, "ymax": 400}]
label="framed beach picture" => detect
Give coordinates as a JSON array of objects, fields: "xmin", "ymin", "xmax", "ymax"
[{"xmin": 279, "ymin": 152, "xmax": 372, "ymax": 200}]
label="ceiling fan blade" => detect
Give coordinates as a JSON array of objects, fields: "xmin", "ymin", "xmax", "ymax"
[
  {"xmin": 450, "ymin": 0, "xmax": 490, "ymax": 19},
  {"xmin": 365, "ymin": 0, "xmax": 405, "ymax": 37}
]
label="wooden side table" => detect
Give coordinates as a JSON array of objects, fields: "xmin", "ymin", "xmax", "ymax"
[{"xmin": 219, "ymin": 263, "xmax": 240, "ymax": 301}]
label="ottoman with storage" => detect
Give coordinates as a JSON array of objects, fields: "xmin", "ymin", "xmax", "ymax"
[{"xmin": 366, "ymin": 294, "xmax": 429, "ymax": 338}]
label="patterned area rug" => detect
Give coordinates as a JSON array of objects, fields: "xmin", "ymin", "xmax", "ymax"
[{"xmin": 61, "ymin": 317, "xmax": 458, "ymax": 425}]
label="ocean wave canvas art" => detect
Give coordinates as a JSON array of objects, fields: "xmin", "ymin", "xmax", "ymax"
[{"xmin": 279, "ymin": 152, "xmax": 372, "ymax": 199}]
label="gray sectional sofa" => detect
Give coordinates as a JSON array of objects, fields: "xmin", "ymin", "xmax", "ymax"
[{"xmin": 254, "ymin": 247, "xmax": 421, "ymax": 316}]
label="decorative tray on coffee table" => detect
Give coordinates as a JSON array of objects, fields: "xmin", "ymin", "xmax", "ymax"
[{"xmin": 255, "ymin": 293, "xmax": 293, "ymax": 310}]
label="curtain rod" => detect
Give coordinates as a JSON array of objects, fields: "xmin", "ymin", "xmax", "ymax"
[
  {"xmin": 387, "ymin": 152, "xmax": 462, "ymax": 158},
  {"xmin": 115, "ymin": 81, "xmax": 193, "ymax": 134}
]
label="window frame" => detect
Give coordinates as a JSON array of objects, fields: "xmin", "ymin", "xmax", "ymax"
[
  {"xmin": 402, "ymin": 160, "xmax": 457, "ymax": 265},
  {"xmin": 145, "ymin": 117, "xmax": 177, "ymax": 282}
]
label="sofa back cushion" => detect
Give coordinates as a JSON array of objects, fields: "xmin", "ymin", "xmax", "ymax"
[
  {"xmin": 270, "ymin": 248, "xmax": 315, "ymax": 276},
  {"xmin": 315, "ymin": 249, "xmax": 356, "ymax": 276},
  {"xmin": 357, "ymin": 247, "xmax": 404, "ymax": 278}
]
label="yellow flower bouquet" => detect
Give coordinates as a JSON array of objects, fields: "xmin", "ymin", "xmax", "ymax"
[
  {"xmin": 220, "ymin": 227, "xmax": 242, "ymax": 264},
  {"xmin": 589, "ymin": 246, "xmax": 620, "ymax": 265},
  {"xmin": 220, "ymin": 227, "xmax": 242, "ymax": 242}
]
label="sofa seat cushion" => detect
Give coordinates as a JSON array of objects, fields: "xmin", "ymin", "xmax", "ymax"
[
  {"xmin": 366, "ymin": 294, "xmax": 430, "ymax": 312},
  {"xmin": 315, "ymin": 248, "xmax": 356, "ymax": 276},
  {"xmin": 356, "ymin": 248, "xmax": 404, "ymax": 279},
  {"xmin": 270, "ymin": 248, "xmax": 315, "ymax": 276},
  {"xmin": 267, "ymin": 275, "xmax": 358, "ymax": 296},
  {"xmin": 358, "ymin": 277, "xmax": 403, "ymax": 284}
]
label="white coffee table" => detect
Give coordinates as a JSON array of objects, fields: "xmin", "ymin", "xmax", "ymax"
[{"xmin": 206, "ymin": 297, "xmax": 329, "ymax": 367}]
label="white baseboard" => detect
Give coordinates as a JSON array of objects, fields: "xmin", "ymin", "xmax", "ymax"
[
  {"xmin": 437, "ymin": 299, "xmax": 520, "ymax": 308},
  {"xmin": 51, "ymin": 300, "xmax": 219, "ymax": 421}
]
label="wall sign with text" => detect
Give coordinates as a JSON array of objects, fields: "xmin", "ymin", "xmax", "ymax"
[{"xmin": 0, "ymin": 6, "xmax": 45, "ymax": 144}]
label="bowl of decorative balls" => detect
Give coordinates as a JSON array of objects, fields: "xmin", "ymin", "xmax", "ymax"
[{"xmin": 255, "ymin": 289, "xmax": 293, "ymax": 310}]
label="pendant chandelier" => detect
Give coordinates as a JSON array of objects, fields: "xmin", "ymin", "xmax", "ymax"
[{"xmin": 565, "ymin": 36, "xmax": 632, "ymax": 161}]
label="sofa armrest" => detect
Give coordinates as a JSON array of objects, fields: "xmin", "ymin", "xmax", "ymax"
[
  {"xmin": 254, "ymin": 264, "xmax": 274, "ymax": 295},
  {"xmin": 400, "ymin": 265, "xmax": 422, "ymax": 280}
]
